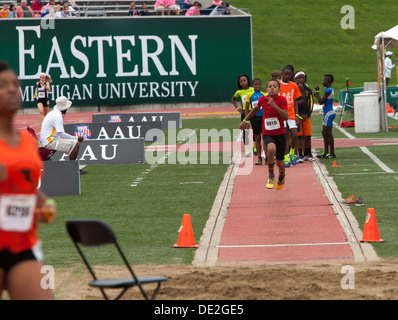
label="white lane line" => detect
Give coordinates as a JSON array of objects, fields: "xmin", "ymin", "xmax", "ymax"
[
  {"xmin": 334, "ymin": 121, "xmax": 394, "ymax": 173},
  {"xmin": 359, "ymin": 146, "xmax": 394, "ymax": 173}
]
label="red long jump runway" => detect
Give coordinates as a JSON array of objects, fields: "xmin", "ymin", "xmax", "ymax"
[{"xmin": 217, "ymin": 158, "xmax": 355, "ymax": 265}]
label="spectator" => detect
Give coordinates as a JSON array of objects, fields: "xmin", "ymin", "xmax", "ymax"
[
  {"xmin": 61, "ymin": 2, "xmax": 76, "ymax": 17},
  {"xmin": 8, "ymin": 4, "xmax": 16, "ymax": 17},
  {"xmin": 128, "ymin": 1, "xmax": 138, "ymax": 16},
  {"xmin": 200, "ymin": 0, "xmax": 222, "ymax": 15},
  {"xmin": 178, "ymin": 0, "xmax": 192, "ymax": 11},
  {"xmin": 154, "ymin": 0, "xmax": 179, "ymax": 15},
  {"xmin": 16, "ymin": 0, "xmax": 34, "ymax": 17},
  {"xmin": 210, "ymin": 1, "xmax": 230, "ymax": 15},
  {"xmin": 185, "ymin": 1, "xmax": 200, "ymax": 15},
  {"xmin": 31, "ymin": 0, "xmax": 44, "ymax": 16},
  {"xmin": 40, "ymin": 0, "xmax": 55, "ymax": 17},
  {"xmin": 138, "ymin": 2, "xmax": 151, "ymax": 16},
  {"xmin": 54, "ymin": 4, "xmax": 62, "ymax": 17},
  {"xmin": 0, "ymin": 3, "xmax": 9, "ymax": 18}
]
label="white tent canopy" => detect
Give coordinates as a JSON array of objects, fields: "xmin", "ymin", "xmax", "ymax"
[
  {"xmin": 372, "ymin": 25, "xmax": 398, "ymax": 132},
  {"xmin": 373, "ymin": 25, "xmax": 398, "ymax": 48}
]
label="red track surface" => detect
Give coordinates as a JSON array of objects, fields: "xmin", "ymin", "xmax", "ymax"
[{"xmin": 15, "ymin": 106, "xmax": 395, "ymax": 265}]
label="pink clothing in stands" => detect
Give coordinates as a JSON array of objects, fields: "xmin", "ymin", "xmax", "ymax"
[{"xmin": 185, "ymin": 6, "xmax": 199, "ymax": 15}]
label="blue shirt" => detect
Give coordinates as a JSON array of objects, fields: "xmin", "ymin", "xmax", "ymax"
[
  {"xmin": 247, "ymin": 90, "xmax": 266, "ymax": 117},
  {"xmin": 323, "ymin": 87, "xmax": 334, "ymax": 114}
]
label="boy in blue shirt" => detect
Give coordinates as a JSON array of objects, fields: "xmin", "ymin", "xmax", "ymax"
[
  {"xmin": 245, "ymin": 78, "xmax": 267, "ymax": 165},
  {"xmin": 314, "ymin": 74, "xmax": 336, "ymax": 159}
]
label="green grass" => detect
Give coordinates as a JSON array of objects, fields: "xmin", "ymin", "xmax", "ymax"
[
  {"xmin": 233, "ymin": 0, "xmax": 398, "ymax": 99},
  {"xmin": 312, "ymin": 115, "xmax": 398, "ymax": 257}
]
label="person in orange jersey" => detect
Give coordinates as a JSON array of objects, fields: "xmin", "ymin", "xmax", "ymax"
[
  {"xmin": 0, "ymin": 61, "xmax": 56, "ymax": 300},
  {"xmin": 279, "ymin": 65, "xmax": 302, "ymax": 167}
]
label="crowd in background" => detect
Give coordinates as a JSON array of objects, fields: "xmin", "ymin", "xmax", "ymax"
[
  {"xmin": 0, "ymin": 0, "xmax": 77, "ymax": 18},
  {"xmin": 0, "ymin": 0, "xmax": 231, "ymax": 18}
]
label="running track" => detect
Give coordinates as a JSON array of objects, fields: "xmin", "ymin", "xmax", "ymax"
[{"xmin": 15, "ymin": 106, "xmax": 397, "ymax": 265}]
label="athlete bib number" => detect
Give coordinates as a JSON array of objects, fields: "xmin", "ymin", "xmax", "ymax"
[
  {"xmin": 264, "ymin": 117, "xmax": 280, "ymax": 131},
  {"xmin": 38, "ymin": 92, "xmax": 45, "ymax": 99},
  {"xmin": 0, "ymin": 194, "xmax": 36, "ymax": 232}
]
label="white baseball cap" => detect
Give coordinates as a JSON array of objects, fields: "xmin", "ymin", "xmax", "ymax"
[
  {"xmin": 54, "ymin": 96, "xmax": 72, "ymax": 111},
  {"xmin": 386, "ymin": 51, "xmax": 393, "ymax": 56}
]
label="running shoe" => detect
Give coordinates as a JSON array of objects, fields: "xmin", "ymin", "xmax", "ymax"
[
  {"xmin": 255, "ymin": 158, "xmax": 262, "ymax": 165},
  {"xmin": 285, "ymin": 159, "xmax": 291, "ymax": 168},
  {"xmin": 261, "ymin": 151, "xmax": 266, "ymax": 159},
  {"xmin": 276, "ymin": 175, "xmax": 285, "ymax": 190},
  {"xmin": 326, "ymin": 153, "xmax": 336, "ymax": 159},
  {"xmin": 316, "ymin": 153, "xmax": 327, "ymax": 159},
  {"xmin": 306, "ymin": 155, "xmax": 315, "ymax": 162},
  {"xmin": 289, "ymin": 154, "xmax": 297, "ymax": 165},
  {"xmin": 341, "ymin": 194, "xmax": 364, "ymax": 206},
  {"xmin": 298, "ymin": 156, "xmax": 304, "ymax": 163},
  {"xmin": 253, "ymin": 147, "xmax": 257, "ymax": 156},
  {"xmin": 244, "ymin": 151, "xmax": 251, "ymax": 157},
  {"xmin": 266, "ymin": 177, "xmax": 275, "ymax": 189}
]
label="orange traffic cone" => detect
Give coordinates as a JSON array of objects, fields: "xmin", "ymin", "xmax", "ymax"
[
  {"xmin": 387, "ymin": 103, "xmax": 393, "ymax": 113},
  {"xmin": 332, "ymin": 160, "xmax": 338, "ymax": 167},
  {"xmin": 360, "ymin": 208, "xmax": 383, "ymax": 242},
  {"xmin": 174, "ymin": 214, "xmax": 199, "ymax": 248}
]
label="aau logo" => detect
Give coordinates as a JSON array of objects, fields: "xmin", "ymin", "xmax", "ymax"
[
  {"xmin": 75, "ymin": 125, "xmax": 91, "ymax": 139},
  {"xmin": 108, "ymin": 115, "xmax": 122, "ymax": 123}
]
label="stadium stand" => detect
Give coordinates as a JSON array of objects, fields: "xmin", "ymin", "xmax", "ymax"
[{"xmin": 0, "ymin": 0, "xmax": 247, "ymax": 17}]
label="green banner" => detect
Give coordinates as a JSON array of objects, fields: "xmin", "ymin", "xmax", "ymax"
[{"xmin": 0, "ymin": 16, "xmax": 252, "ymax": 109}]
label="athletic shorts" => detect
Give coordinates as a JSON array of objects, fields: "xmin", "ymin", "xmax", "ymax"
[
  {"xmin": 250, "ymin": 115, "xmax": 263, "ymax": 135},
  {"xmin": 298, "ymin": 118, "xmax": 312, "ymax": 136},
  {"xmin": 323, "ymin": 110, "xmax": 336, "ymax": 127},
  {"xmin": 45, "ymin": 137, "xmax": 78, "ymax": 156},
  {"xmin": 263, "ymin": 134, "xmax": 286, "ymax": 161},
  {"xmin": 37, "ymin": 99, "xmax": 49, "ymax": 107},
  {"xmin": 284, "ymin": 118, "xmax": 298, "ymax": 130},
  {"xmin": 0, "ymin": 246, "xmax": 42, "ymax": 273}
]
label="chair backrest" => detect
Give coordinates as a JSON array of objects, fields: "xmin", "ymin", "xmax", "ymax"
[{"xmin": 66, "ymin": 219, "xmax": 118, "ymax": 246}]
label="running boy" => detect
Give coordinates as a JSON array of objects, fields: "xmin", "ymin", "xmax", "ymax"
[
  {"xmin": 231, "ymin": 75, "xmax": 254, "ymax": 157},
  {"xmin": 240, "ymin": 79, "xmax": 289, "ymax": 190},
  {"xmin": 279, "ymin": 65, "xmax": 301, "ymax": 167},
  {"xmin": 245, "ymin": 78, "xmax": 267, "ymax": 165},
  {"xmin": 314, "ymin": 74, "xmax": 336, "ymax": 159}
]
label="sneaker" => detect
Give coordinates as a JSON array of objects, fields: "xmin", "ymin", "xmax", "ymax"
[
  {"xmin": 285, "ymin": 159, "xmax": 291, "ymax": 168},
  {"xmin": 298, "ymin": 156, "xmax": 304, "ymax": 163},
  {"xmin": 255, "ymin": 158, "xmax": 262, "ymax": 165},
  {"xmin": 80, "ymin": 169, "xmax": 88, "ymax": 175},
  {"xmin": 326, "ymin": 153, "xmax": 336, "ymax": 159},
  {"xmin": 261, "ymin": 151, "xmax": 266, "ymax": 159},
  {"xmin": 276, "ymin": 175, "xmax": 285, "ymax": 190},
  {"xmin": 244, "ymin": 151, "xmax": 251, "ymax": 157},
  {"xmin": 289, "ymin": 154, "xmax": 297, "ymax": 165},
  {"xmin": 306, "ymin": 155, "xmax": 315, "ymax": 162},
  {"xmin": 341, "ymin": 194, "xmax": 364, "ymax": 206},
  {"xmin": 253, "ymin": 147, "xmax": 257, "ymax": 156},
  {"xmin": 316, "ymin": 153, "xmax": 327, "ymax": 159},
  {"xmin": 266, "ymin": 177, "xmax": 274, "ymax": 189}
]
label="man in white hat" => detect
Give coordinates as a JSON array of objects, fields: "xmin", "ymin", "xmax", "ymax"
[
  {"xmin": 40, "ymin": 96, "xmax": 86, "ymax": 173},
  {"xmin": 385, "ymin": 51, "xmax": 396, "ymax": 86}
]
